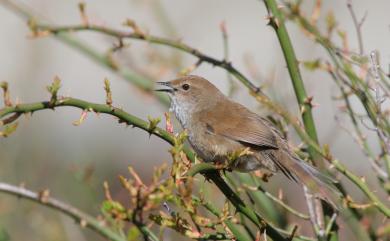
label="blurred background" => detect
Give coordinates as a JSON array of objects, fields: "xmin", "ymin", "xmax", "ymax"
[{"xmin": 0, "ymin": 0, "xmax": 389, "ymax": 240}]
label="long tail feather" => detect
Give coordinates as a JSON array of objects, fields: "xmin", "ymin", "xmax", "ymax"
[{"xmin": 280, "ymin": 152, "xmax": 341, "ymax": 209}]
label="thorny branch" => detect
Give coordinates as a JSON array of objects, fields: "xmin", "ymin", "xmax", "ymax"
[
  {"xmin": 29, "ymin": 22, "xmax": 263, "ymax": 95},
  {"xmin": 10, "ymin": 3, "xmax": 388, "ymax": 219},
  {"xmin": 1, "ymin": 1, "xmax": 390, "ymax": 240},
  {"xmin": 0, "ymin": 182, "xmax": 126, "ymax": 241},
  {"xmin": 0, "ymin": 83, "xmax": 290, "ymax": 240}
]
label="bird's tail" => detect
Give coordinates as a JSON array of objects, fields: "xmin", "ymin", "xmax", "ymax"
[{"xmin": 279, "ymin": 152, "xmax": 341, "ymax": 209}]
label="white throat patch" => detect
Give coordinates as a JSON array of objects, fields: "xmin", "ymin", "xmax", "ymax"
[{"xmin": 170, "ymin": 98, "xmax": 192, "ymax": 129}]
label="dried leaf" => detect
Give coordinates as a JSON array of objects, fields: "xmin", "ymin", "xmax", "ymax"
[{"xmin": 0, "ymin": 122, "xmax": 18, "ymax": 137}]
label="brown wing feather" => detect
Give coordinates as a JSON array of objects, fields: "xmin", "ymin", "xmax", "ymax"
[{"xmin": 198, "ymin": 99, "xmax": 278, "ymax": 149}]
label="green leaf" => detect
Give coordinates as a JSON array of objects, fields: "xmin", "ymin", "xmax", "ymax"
[
  {"xmin": 127, "ymin": 226, "xmax": 141, "ymax": 241},
  {"xmin": 101, "ymin": 200, "xmax": 125, "ymax": 213}
]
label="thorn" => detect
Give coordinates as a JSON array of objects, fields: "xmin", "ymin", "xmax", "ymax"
[
  {"xmin": 300, "ymin": 105, "xmax": 306, "ymax": 114},
  {"xmin": 265, "ymin": 15, "xmax": 280, "ymax": 29},
  {"xmin": 80, "ymin": 219, "xmax": 87, "ymax": 228},
  {"xmin": 123, "ymin": 19, "xmax": 145, "ymax": 37},
  {"xmin": 73, "ymin": 110, "xmax": 88, "ymax": 126},
  {"xmin": 360, "ymin": 176, "xmax": 366, "ymax": 183},
  {"xmin": 38, "ymin": 189, "xmax": 50, "ymax": 203},
  {"xmin": 0, "ymin": 81, "xmax": 12, "ymax": 106},
  {"xmin": 304, "ymin": 95, "xmax": 320, "ymax": 108},
  {"xmin": 78, "ymin": 2, "xmax": 89, "ymax": 26},
  {"xmin": 274, "ymin": 18, "xmax": 280, "ymax": 28}
]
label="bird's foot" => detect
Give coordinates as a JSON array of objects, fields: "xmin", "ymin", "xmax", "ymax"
[
  {"xmin": 213, "ymin": 160, "xmax": 233, "ymax": 176},
  {"xmin": 254, "ymin": 170, "xmax": 274, "ymax": 182}
]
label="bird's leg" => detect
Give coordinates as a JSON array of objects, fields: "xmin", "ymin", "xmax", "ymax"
[
  {"xmin": 254, "ymin": 170, "xmax": 274, "ymax": 182},
  {"xmin": 213, "ymin": 159, "xmax": 232, "ymax": 175}
]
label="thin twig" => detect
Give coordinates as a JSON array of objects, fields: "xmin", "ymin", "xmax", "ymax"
[
  {"xmin": 220, "ymin": 21, "xmax": 236, "ymax": 96},
  {"xmin": 0, "ymin": 182, "xmax": 126, "ymax": 241},
  {"xmin": 242, "ymin": 183, "xmax": 310, "ymax": 220},
  {"xmin": 31, "ymin": 23, "xmax": 262, "ymax": 95},
  {"xmin": 335, "ymin": 115, "xmax": 388, "ymax": 179},
  {"xmin": 287, "ymin": 225, "xmax": 298, "ymax": 241},
  {"xmin": 303, "ymin": 186, "xmax": 322, "ymax": 237},
  {"xmin": 347, "ymin": 0, "xmax": 367, "ymax": 55},
  {"xmin": 324, "ymin": 213, "xmax": 338, "ymax": 236}
]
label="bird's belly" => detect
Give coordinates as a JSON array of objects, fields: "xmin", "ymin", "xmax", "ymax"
[
  {"xmin": 187, "ymin": 131, "xmax": 241, "ymax": 162},
  {"xmin": 187, "ymin": 130, "xmax": 278, "ymax": 172}
]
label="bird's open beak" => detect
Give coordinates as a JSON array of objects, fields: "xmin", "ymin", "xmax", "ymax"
[{"xmin": 155, "ymin": 82, "xmax": 176, "ymax": 93}]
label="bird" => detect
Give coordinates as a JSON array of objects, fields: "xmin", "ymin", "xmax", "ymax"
[{"xmin": 155, "ymin": 75, "xmax": 339, "ymax": 207}]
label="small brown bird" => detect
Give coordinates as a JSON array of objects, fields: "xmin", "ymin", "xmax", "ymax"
[{"xmin": 156, "ymin": 75, "xmax": 339, "ymax": 206}]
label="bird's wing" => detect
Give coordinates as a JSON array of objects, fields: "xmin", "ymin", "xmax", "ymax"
[{"xmin": 198, "ymin": 100, "xmax": 278, "ymax": 149}]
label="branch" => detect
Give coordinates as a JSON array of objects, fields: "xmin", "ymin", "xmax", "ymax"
[
  {"xmin": 192, "ymin": 196, "xmax": 252, "ymax": 241},
  {"xmin": 263, "ymin": 0, "xmax": 322, "ymax": 167},
  {"xmin": 262, "ymin": 0, "xmax": 327, "ymax": 239},
  {"xmin": 242, "ymin": 183, "xmax": 310, "ymax": 220},
  {"xmin": 332, "ymin": 159, "xmax": 390, "ymax": 217},
  {"xmin": 0, "ymin": 182, "xmax": 126, "ymax": 241},
  {"xmin": 31, "ymin": 23, "xmax": 262, "ymax": 95},
  {"xmin": 0, "ymin": 97, "xmax": 288, "ymax": 241},
  {"xmin": 347, "ymin": 0, "xmax": 367, "ymax": 55},
  {"xmin": 0, "ymin": 1, "xmax": 338, "ymax": 167},
  {"xmin": 4, "ymin": 96, "xmax": 385, "ymax": 222},
  {"xmin": 189, "ymin": 163, "xmax": 310, "ymax": 223},
  {"xmin": 0, "ymin": 0, "xmax": 170, "ymax": 106},
  {"xmin": 2, "ymin": 0, "xmax": 390, "ymax": 235}
]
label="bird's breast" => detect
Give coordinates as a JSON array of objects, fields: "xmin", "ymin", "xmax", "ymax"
[{"xmin": 170, "ymin": 99, "xmax": 191, "ymax": 129}]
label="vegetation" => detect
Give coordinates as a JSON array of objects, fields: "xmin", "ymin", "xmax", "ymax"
[{"xmin": 0, "ymin": 0, "xmax": 389, "ymax": 240}]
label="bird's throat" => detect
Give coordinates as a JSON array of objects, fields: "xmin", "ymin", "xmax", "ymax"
[{"xmin": 170, "ymin": 98, "xmax": 192, "ymax": 129}]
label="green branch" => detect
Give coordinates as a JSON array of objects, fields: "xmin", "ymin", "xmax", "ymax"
[
  {"xmin": 263, "ymin": 0, "xmax": 322, "ymax": 167},
  {"xmin": 0, "ymin": 97, "xmax": 289, "ymax": 241},
  {"xmin": 2, "ymin": 2, "xmax": 389, "ymax": 240}
]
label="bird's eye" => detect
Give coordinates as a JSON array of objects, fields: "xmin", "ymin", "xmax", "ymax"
[{"xmin": 182, "ymin": 83, "xmax": 190, "ymax": 91}]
